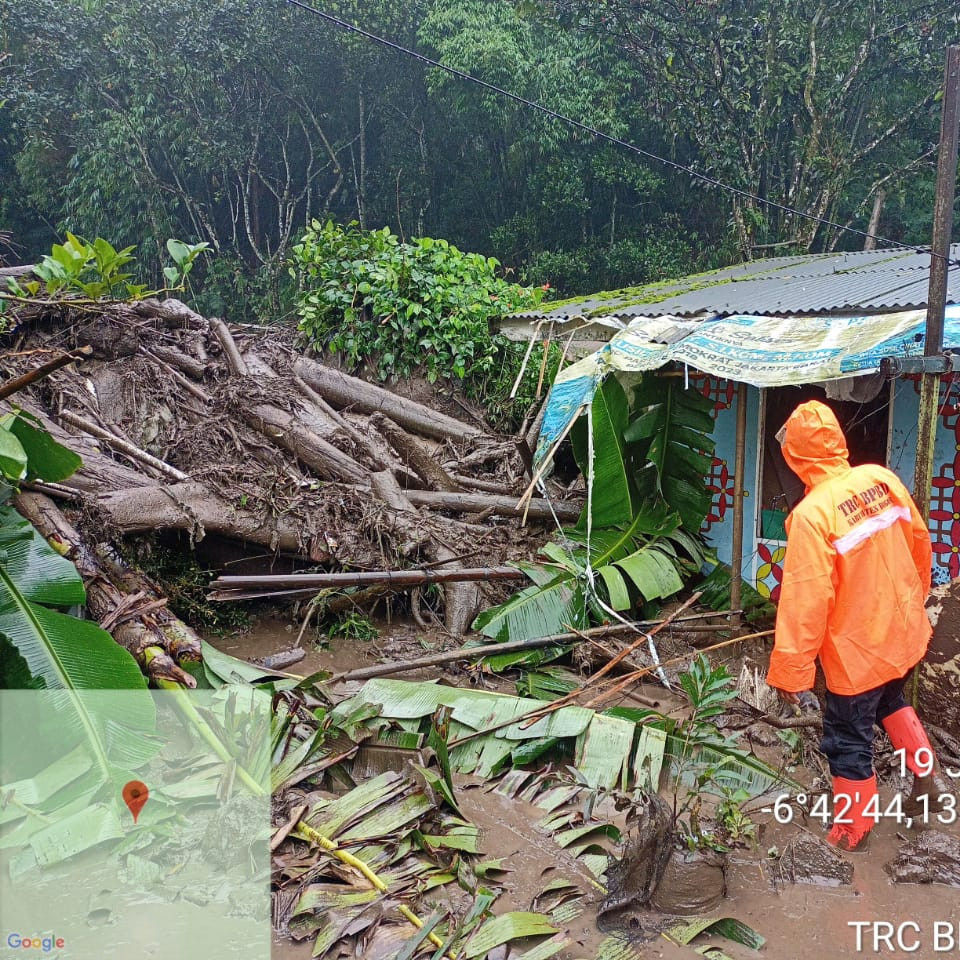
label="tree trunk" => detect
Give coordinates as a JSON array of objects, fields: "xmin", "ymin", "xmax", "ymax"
[
  {"xmin": 96, "ymin": 481, "xmax": 314, "ymax": 556},
  {"xmin": 369, "ymin": 470, "xmax": 479, "ymax": 635},
  {"xmin": 13, "ymin": 492, "xmax": 199, "ymax": 687},
  {"xmin": 293, "ymin": 357, "xmax": 484, "ymax": 442},
  {"xmin": 372, "ymin": 413, "xmax": 461, "ymax": 492}
]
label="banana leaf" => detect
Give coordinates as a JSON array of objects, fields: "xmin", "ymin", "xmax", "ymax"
[
  {"xmin": 463, "ymin": 912, "xmax": 558, "ymax": 958},
  {"xmin": 666, "ymin": 916, "xmax": 765, "ymax": 951},
  {"xmin": 0, "ymin": 423, "xmax": 28, "ymax": 482},
  {"xmin": 569, "ymin": 376, "xmax": 633, "ymax": 527},
  {"xmin": 473, "ymin": 505, "xmax": 688, "ymax": 637},
  {"xmin": 0, "ymin": 506, "xmax": 145, "ymax": 690},
  {"xmin": 624, "ymin": 378, "xmax": 715, "ymax": 532},
  {"xmin": 472, "ymin": 572, "xmax": 587, "ymax": 642}
]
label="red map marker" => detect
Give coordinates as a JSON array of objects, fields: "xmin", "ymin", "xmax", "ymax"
[{"xmin": 122, "ymin": 780, "xmax": 150, "ymax": 823}]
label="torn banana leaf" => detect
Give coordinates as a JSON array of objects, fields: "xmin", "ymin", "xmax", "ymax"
[
  {"xmin": 666, "ymin": 916, "xmax": 765, "ymax": 951},
  {"xmin": 462, "ymin": 912, "xmax": 558, "ymax": 958},
  {"xmin": 346, "ymin": 678, "xmax": 636, "ymax": 791}
]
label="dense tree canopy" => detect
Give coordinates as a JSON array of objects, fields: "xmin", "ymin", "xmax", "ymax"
[{"xmin": 1, "ymin": 0, "xmax": 957, "ymax": 314}]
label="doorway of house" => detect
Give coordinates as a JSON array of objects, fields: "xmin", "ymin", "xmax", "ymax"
[{"xmin": 758, "ymin": 382, "xmax": 892, "ymax": 540}]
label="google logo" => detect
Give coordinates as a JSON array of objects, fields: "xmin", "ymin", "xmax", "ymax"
[{"xmin": 6, "ymin": 934, "xmax": 65, "ymax": 952}]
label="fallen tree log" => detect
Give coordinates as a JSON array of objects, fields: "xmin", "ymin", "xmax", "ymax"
[
  {"xmin": 372, "ymin": 412, "xmax": 461, "ymax": 493},
  {"xmin": 210, "ymin": 320, "xmax": 369, "ymax": 484},
  {"xmin": 14, "ymin": 491, "xmax": 198, "ymax": 687},
  {"xmin": 294, "ymin": 357, "xmax": 484, "ymax": 442},
  {"xmin": 207, "ymin": 565, "xmax": 524, "ymax": 601},
  {"xmin": 96, "ymin": 481, "xmax": 310, "ymax": 555},
  {"xmin": 405, "ymin": 489, "xmax": 580, "ymax": 522},
  {"xmin": 242, "ymin": 400, "xmax": 368, "ymax": 484}
]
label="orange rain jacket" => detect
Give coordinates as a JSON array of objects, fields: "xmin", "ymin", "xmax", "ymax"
[{"xmin": 766, "ymin": 400, "xmax": 932, "ymax": 696}]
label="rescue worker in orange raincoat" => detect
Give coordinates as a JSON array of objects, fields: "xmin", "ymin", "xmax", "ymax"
[{"xmin": 766, "ymin": 400, "xmax": 944, "ymax": 851}]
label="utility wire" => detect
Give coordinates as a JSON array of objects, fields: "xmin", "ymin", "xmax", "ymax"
[{"xmin": 285, "ymin": 0, "xmax": 960, "ymax": 268}]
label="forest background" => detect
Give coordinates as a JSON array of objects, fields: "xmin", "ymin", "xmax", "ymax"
[{"xmin": 2, "ymin": 0, "xmax": 958, "ymax": 322}]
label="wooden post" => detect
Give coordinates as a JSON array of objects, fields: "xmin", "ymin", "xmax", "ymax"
[
  {"xmin": 914, "ymin": 45, "xmax": 960, "ymax": 522},
  {"xmin": 913, "ymin": 45, "xmax": 960, "ymax": 706},
  {"xmin": 730, "ymin": 381, "xmax": 748, "ymax": 627}
]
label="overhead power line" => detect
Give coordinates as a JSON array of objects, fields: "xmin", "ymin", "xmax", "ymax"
[{"xmin": 285, "ymin": 0, "xmax": 959, "ymax": 268}]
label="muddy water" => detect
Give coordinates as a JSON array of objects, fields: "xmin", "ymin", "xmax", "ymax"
[
  {"xmin": 211, "ymin": 615, "xmax": 476, "ymax": 684},
  {"xmin": 210, "ymin": 614, "xmax": 378, "ymax": 678},
  {"xmin": 725, "ymin": 817, "xmax": 960, "ymax": 959}
]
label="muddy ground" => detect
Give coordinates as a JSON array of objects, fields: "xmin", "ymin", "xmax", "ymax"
[{"xmin": 215, "ymin": 615, "xmax": 960, "ymax": 960}]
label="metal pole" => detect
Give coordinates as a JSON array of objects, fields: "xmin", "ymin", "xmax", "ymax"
[
  {"xmin": 730, "ymin": 381, "xmax": 748, "ymax": 627},
  {"xmin": 914, "ymin": 45, "xmax": 960, "ymax": 523},
  {"xmin": 913, "ymin": 45, "xmax": 960, "ymax": 708}
]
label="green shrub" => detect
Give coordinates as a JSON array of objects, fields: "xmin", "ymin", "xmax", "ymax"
[{"xmin": 290, "ymin": 221, "xmax": 551, "ymax": 420}]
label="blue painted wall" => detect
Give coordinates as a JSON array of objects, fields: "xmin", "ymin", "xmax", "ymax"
[{"xmin": 698, "ymin": 375, "xmax": 958, "ymax": 593}]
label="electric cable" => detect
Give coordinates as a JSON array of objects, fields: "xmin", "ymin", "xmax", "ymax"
[{"xmin": 284, "ymin": 0, "xmax": 960, "ymax": 269}]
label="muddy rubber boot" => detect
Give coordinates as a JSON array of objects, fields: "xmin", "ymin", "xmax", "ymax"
[
  {"xmin": 826, "ymin": 775, "xmax": 877, "ymax": 852},
  {"xmin": 881, "ymin": 706, "xmax": 955, "ymax": 822},
  {"xmin": 905, "ymin": 772, "xmax": 956, "ymax": 822}
]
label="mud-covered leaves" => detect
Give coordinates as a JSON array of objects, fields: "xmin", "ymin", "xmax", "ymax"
[
  {"xmin": 347, "ymin": 678, "xmax": 638, "ymax": 791},
  {"xmin": 282, "ymin": 768, "xmax": 565, "ymax": 960},
  {"xmin": 666, "ymin": 915, "xmax": 766, "ymax": 953}
]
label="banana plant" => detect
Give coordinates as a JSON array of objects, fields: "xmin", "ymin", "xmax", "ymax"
[{"xmin": 474, "ymin": 374, "xmax": 714, "ymax": 642}]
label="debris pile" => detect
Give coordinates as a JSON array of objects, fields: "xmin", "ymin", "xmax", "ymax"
[{"xmin": 1, "ymin": 298, "xmax": 579, "ymax": 674}]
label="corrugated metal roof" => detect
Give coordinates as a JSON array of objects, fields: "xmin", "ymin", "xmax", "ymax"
[{"xmin": 510, "ymin": 243, "xmax": 960, "ymax": 322}]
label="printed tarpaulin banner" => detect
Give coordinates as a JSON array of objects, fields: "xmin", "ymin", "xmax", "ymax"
[{"xmin": 534, "ymin": 305, "xmax": 960, "ymax": 466}]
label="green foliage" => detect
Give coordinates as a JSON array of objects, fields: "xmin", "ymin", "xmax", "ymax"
[
  {"xmin": 0, "ymin": 0, "xmax": 949, "ymax": 315},
  {"xmin": 716, "ymin": 786, "xmax": 759, "ymax": 846},
  {"xmin": 0, "ymin": 416, "xmax": 148, "ymax": 692},
  {"xmin": 292, "ymin": 219, "xmax": 545, "ymax": 383},
  {"xmin": 667, "ymin": 656, "xmax": 777, "ymax": 848},
  {"xmin": 475, "ymin": 374, "xmax": 713, "ymax": 640},
  {"xmin": 698, "ymin": 562, "xmax": 776, "ymax": 624},
  {"xmin": 2, "ymin": 233, "xmax": 208, "ymax": 305},
  {"xmin": 622, "ymin": 378, "xmax": 716, "ymax": 532},
  {"xmin": 324, "ymin": 610, "xmax": 379, "ymax": 643},
  {"xmin": 121, "ymin": 544, "xmax": 250, "ymax": 637},
  {"xmin": 192, "ymin": 254, "xmax": 298, "ymax": 325},
  {"xmin": 519, "ymin": 231, "xmax": 697, "ymax": 299},
  {"xmin": 539, "ymin": 0, "xmax": 948, "ymax": 255},
  {"xmin": 680, "ymin": 654, "xmax": 739, "ymax": 726}
]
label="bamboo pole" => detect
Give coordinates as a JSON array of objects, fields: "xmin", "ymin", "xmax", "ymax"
[
  {"xmin": 730, "ymin": 381, "xmax": 748, "ymax": 627},
  {"xmin": 327, "ymin": 608, "xmax": 739, "ymax": 683},
  {"xmin": 209, "ymin": 565, "xmax": 523, "ymax": 593}
]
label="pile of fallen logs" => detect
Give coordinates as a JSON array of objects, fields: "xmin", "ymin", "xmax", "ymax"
[{"xmin": 0, "ymin": 297, "xmax": 578, "ymax": 676}]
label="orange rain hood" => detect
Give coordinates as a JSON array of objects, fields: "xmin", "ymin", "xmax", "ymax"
[{"xmin": 779, "ymin": 400, "xmax": 850, "ymax": 492}]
